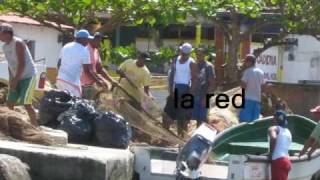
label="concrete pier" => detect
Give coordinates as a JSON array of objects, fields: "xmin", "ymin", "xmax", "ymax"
[{"xmin": 0, "ymin": 140, "xmax": 133, "ymax": 180}]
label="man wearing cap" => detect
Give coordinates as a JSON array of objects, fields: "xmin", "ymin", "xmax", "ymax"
[
  {"xmin": 81, "ymin": 32, "xmax": 116, "ymax": 99},
  {"xmin": 165, "ymin": 42, "xmax": 198, "ymax": 137},
  {"xmin": 268, "ymin": 110, "xmax": 292, "ymax": 180},
  {"xmin": 192, "ymin": 47, "xmax": 215, "ymax": 127},
  {"xmin": 113, "ymin": 52, "xmax": 153, "ymax": 105},
  {"xmin": 239, "ymin": 54, "xmax": 265, "ymax": 122},
  {"xmin": 56, "ymin": 29, "xmax": 104, "ymax": 97},
  {"xmin": 299, "ymin": 106, "xmax": 320, "ymax": 159},
  {"xmin": 0, "ymin": 23, "xmax": 38, "ymax": 126}
]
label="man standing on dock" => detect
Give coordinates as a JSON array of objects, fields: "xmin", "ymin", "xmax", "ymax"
[
  {"xmin": 164, "ymin": 42, "xmax": 198, "ymax": 138},
  {"xmin": 239, "ymin": 54, "xmax": 265, "ymax": 122},
  {"xmin": 192, "ymin": 47, "xmax": 215, "ymax": 127},
  {"xmin": 0, "ymin": 23, "xmax": 38, "ymax": 126}
]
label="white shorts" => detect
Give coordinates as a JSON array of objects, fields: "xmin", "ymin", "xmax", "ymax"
[{"xmin": 56, "ymin": 79, "xmax": 81, "ymax": 97}]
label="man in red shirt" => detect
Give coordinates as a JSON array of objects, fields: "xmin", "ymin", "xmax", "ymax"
[{"xmin": 81, "ymin": 32, "xmax": 116, "ymax": 99}]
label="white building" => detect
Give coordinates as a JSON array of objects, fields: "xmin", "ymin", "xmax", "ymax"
[
  {"xmin": 0, "ymin": 13, "xmax": 73, "ymax": 82},
  {"xmin": 252, "ymin": 35, "xmax": 320, "ymax": 84}
]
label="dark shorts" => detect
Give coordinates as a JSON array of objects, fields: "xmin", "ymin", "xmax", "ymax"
[
  {"xmin": 192, "ymin": 96, "xmax": 208, "ymax": 122},
  {"xmin": 164, "ymin": 84, "xmax": 191, "ymax": 121}
]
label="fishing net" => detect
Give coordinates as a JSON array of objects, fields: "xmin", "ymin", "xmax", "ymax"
[
  {"xmin": 116, "ymin": 100, "xmax": 184, "ymax": 145},
  {"xmin": 206, "ymin": 86, "xmax": 292, "ymax": 133},
  {"xmin": 0, "ymin": 107, "xmax": 53, "ymax": 145}
]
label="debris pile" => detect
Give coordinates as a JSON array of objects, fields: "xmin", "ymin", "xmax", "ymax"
[{"xmin": 0, "ymin": 106, "xmax": 53, "ymax": 145}]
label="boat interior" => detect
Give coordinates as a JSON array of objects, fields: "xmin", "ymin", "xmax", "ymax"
[
  {"xmin": 211, "ymin": 115, "xmax": 317, "ymax": 162},
  {"xmin": 147, "ymin": 115, "xmax": 317, "ymax": 164}
]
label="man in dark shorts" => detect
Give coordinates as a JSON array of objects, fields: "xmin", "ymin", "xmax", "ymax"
[
  {"xmin": 192, "ymin": 47, "xmax": 215, "ymax": 127},
  {"xmin": 164, "ymin": 43, "xmax": 198, "ymax": 138}
]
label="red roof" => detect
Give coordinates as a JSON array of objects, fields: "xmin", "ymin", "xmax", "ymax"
[{"xmin": 0, "ymin": 13, "xmax": 73, "ymax": 29}]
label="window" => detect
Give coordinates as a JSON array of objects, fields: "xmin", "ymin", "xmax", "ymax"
[{"xmin": 24, "ymin": 40, "xmax": 35, "ymax": 59}]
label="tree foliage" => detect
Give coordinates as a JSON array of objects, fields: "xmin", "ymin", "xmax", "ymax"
[
  {"xmin": 1, "ymin": 0, "xmax": 320, "ymax": 83},
  {"xmin": 0, "ymin": 0, "xmax": 189, "ymax": 33},
  {"xmin": 183, "ymin": 0, "xmax": 320, "ymax": 84}
]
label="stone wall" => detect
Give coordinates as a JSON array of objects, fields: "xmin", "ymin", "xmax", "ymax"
[{"xmin": 270, "ymin": 83, "xmax": 320, "ymax": 119}]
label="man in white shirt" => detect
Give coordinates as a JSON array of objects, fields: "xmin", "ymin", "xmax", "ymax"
[
  {"xmin": 239, "ymin": 54, "xmax": 265, "ymax": 122},
  {"xmin": 164, "ymin": 43, "xmax": 198, "ymax": 137},
  {"xmin": 56, "ymin": 29, "xmax": 104, "ymax": 97}
]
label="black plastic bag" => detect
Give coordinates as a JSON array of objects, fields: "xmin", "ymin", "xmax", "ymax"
[
  {"xmin": 93, "ymin": 111, "xmax": 131, "ymax": 149},
  {"xmin": 57, "ymin": 110, "xmax": 93, "ymax": 144},
  {"xmin": 39, "ymin": 90, "xmax": 74, "ymax": 127},
  {"xmin": 70, "ymin": 99, "xmax": 97, "ymax": 122}
]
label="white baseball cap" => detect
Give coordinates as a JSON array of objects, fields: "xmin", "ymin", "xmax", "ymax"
[{"xmin": 179, "ymin": 43, "xmax": 193, "ymax": 54}]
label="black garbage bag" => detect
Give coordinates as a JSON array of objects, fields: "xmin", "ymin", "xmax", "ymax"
[
  {"xmin": 57, "ymin": 110, "xmax": 93, "ymax": 144},
  {"xmin": 39, "ymin": 90, "xmax": 74, "ymax": 127},
  {"xmin": 93, "ymin": 111, "xmax": 131, "ymax": 149},
  {"xmin": 70, "ymin": 99, "xmax": 97, "ymax": 122}
]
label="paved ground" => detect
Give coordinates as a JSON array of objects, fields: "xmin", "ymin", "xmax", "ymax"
[{"xmin": 150, "ymin": 89, "xmax": 168, "ymax": 108}]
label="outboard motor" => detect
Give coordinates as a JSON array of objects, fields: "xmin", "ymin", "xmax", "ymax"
[{"xmin": 176, "ymin": 123, "xmax": 217, "ymax": 180}]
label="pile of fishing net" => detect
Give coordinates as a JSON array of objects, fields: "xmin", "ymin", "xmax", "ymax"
[
  {"xmin": 0, "ymin": 106, "xmax": 53, "ymax": 145},
  {"xmin": 203, "ymin": 86, "xmax": 292, "ymax": 133},
  {"xmin": 95, "ymin": 87, "xmax": 185, "ymax": 146}
]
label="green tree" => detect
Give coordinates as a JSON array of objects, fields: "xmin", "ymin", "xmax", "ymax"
[
  {"xmin": 2, "ymin": 0, "xmax": 320, "ymax": 84},
  {"xmin": 183, "ymin": 0, "xmax": 276, "ymax": 84},
  {"xmin": 184, "ymin": 0, "xmax": 320, "ymax": 85},
  {"xmin": 0, "ymin": 0, "xmax": 188, "ymax": 34}
]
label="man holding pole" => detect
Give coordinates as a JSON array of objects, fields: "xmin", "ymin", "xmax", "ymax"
[
  {"xmin": 81, "ymin": 32, "xmax": 116, "ymax": 99},
  {"xmin": 113, "ymin": 52, "xmax": 153, "ymax": 106}
]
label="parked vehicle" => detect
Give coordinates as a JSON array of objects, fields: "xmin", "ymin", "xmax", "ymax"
[{"xmin": 133, "ymin": 115, "xmax": 320, "ymax": 180}]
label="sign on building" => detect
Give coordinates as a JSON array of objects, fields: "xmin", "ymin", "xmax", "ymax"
[{"xmin": 256, "ymin": 47, "xmax": 279, "ymax": 82}]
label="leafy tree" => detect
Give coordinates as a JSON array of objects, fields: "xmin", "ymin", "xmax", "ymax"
[
  {"xmin": 0, "ymin": 0, "xmax": 188, "ymax": 34},
  {"xmin": 184, "ymin": 0, "xmax": 320, "ymax": 85},
  {"xmin": 2, "ymin": 0, "xmax": 320, "ymax": 84}
]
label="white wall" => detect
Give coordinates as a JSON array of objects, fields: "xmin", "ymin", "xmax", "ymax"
[
  {"xmin": 282, "ymin": 35, "xmax": 320, "ymax": 83},
  {"xmin": 1, "ymin": 23, "xmax": 63, "ymax": 68},
  {"xmin": 251, "ymin": 35, "xmax": 320, "ymax": 84}
]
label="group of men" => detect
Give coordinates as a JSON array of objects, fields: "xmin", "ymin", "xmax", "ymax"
[
  {"xmin": 163, "ymin": 43, "xmax": 266, "ymax": 137},
  {"xmin": 57, "ymin": 29, "xmax": 154, "ymax": 106},
  {"xmin": 164, "ymin": 42, "xmax": 215, "ymax": 137},
  {"xmin": 56, "ymin": 29, "xmax": 116, "ymax": 98}
]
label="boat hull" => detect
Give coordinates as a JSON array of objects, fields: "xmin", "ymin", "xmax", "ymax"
[{"xmin": 133, "ymin": 115, "xmax": 320, "ymax": 180}]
